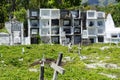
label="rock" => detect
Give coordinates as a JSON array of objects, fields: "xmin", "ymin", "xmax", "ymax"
[
  {"xmin": 96, "ymin": 57, "xmax": 100, "ymax": 59},
  {"xmin": 29, "ymin": 68, "xmax": 38, "ymax": 72},
  {"xmin": 80, "ymin": 56, "xmax": 87, "ymax": 60},
  {"xmin": 18, "ymin": 58, "xmax": 23, "ymax": 61},
  {"xmin": 85, "ymin": 63, "xmax": 120, "ymax": 69},
  {"xmin": 4, "ymin": 64, "xmax": 7, "ymax": 67},
  {"xmin": 1, "ymin": 60, "xmax": 4, "ymax": 63},
  {"xmin": 105, "ymin": 63, "xmax": 118, "ymax": 69},
  {"xmin": 85, "ymin": 63, "xmax": 106, "ymax": 69},
  {"xmin": 99, "ymin": 60, "xmax": 103, "ymax": 63},
  {"xmin": 100, "ymin": 46, "xmax": 110, "ymax": 50},
  {"xmin": 90, "ymin": 60, "xmax": 94, "ymax": 62},
  {"xmin": 64, "ymin": 57, "xmax": 71, "ymax": 61},
  {"xmin": 63, "ymin": 56, "xmax": 76, "ymax": 62},
  {"xmin": 105, "ymin": 56, "xmax": 110, "ymax": 59},
  {"xmin": 99, "ymin": 73, "xmax": 117, "ymax": 79}
]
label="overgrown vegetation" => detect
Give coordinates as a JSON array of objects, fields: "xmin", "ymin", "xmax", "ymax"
[
  {"xmin": 0, "ymin": 44, "xmax": 120, "ymax": 80},
  {"xmin": 0, "ymin": 0, "xmax": 120, "ymax": 28},
  {"xmin": 0, "ymin": 27, "xmax": 8, "ymax": 33}
]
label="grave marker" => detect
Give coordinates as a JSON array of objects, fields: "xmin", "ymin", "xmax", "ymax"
[
  {"xmin": 30, "ymin": 53, "xmax": 65, "ymax": 80},
  {"xmin": 78, "ymin": 43, "xmax": 81, "ymax": 56},
  {"xmin": 51, "ymin": 62, "xmax": 65, "ymax": 74},
  {"xmin": 22, "ymin": 47, "xmax": 25, "ymax": 54},
  {"xmin": 68, "ymin": 43, "xmax": 72, "ymax": 52},
  {"xmin": 40, "ymin": 55, "xmax": 45, "ymax": 80},
  {"xmin": 51, "ymin": 53, "xmax": 65, "ymax": 80},
  {"xmin": 40, "ymin": 62, "xmax": 44, "ymax": 80}
]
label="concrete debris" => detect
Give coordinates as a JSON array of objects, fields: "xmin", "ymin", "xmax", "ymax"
[
  {"xmin": 105, "ymin": 56, "xmax": 110, "ymax": 59},
  {"xmin": 4, "ymin": 64, "xmax": 7, "ymax": 67},
  {"xmin": 63, "ymin": 56, "xmax": 75, "ymax": 62},
  {"xmin": 100, "ymin": 46, "xmax": 110, "ymax": 50},
  {"xmin": 86, "ymin": 63, "xmax": 120, "ymax": 69},
  {"xmin": 96, "ymin": 57, "xmax": 100, "ymax": 59},
  {"xmin": 29, "ymin": 68, "xmax": 38, "ymax": 72},
  {"xmin": 80, "ymin": 56, "xmax": 87, "ymax": 60},
  {"xmin": 99, "ymin": 60, "xmax": 102, "ymax": 63},
  {"xmin": 90, "ymin": 60, "xmax": 95, "ymax": 63},
  {"xmin": 18, "ymin": 58, "xmax": 23, "ymax": 61},
  {"xmin": 105, "ymin": 63, "xmax": 118, "ymax": 69},
  {"xmin": 64, "ymin": 57, "xmax": 71, "ymax": 61},
  {"xmin": 1, "ymin": 60, "xmax": 4, "ymax": 63},
  {"xmin": 99, "ymin": 73, "xmax": 117, "ymax": 79}
]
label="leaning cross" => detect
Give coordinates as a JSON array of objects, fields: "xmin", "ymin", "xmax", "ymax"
[{"xmin": 51, "ymin": 53, "xmax": 65, "ymax": 80}]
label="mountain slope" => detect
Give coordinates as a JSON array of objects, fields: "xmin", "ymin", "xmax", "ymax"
[{"xmin": 81, "ymin": 0, "xmax": 117, "ymax": 6}]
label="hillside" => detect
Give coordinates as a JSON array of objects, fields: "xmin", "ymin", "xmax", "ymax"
[
  {"xmin": 81, "ymin": 0, "xmax": 117, "ymax": 6},
  {"xmin": 0, "ymin": 44, "xmax": 120, "ymax": 80}
]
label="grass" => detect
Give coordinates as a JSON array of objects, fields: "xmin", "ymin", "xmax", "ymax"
[
  {"xmin": 0, "ymin": 43, "xmax": 120, "ymax": 80},
  {"xmin": 0, "ymin": 27, "xmax": 8, "ymax": 33}
]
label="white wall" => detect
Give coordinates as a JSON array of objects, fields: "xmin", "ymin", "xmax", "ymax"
[
  {"xmin": 105, "ymin": 14, "xmax": 120, "ymax": 43},
  {"xmin": 24, "ymin": 37, "xmax": 31, "ymax": 45},
  {"xmin": 0, "ymin": 33, "xmax": 10, "ymax": 45}
]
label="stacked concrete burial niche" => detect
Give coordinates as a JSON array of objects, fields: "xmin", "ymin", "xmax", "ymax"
[
  {"xmin": 86, "ymin": 10, "xmax": 105, "ymax": 43},
  {"xmin": 28, "ymin": 9, "xmax": 39, "ymax": 44},
  {"xmin": 27, "ymin": 9, "xmax": 106, "ymax": 45},
  {"xmin": 27, "ymin": 9, "xmax": 82, "ymax": 45}
]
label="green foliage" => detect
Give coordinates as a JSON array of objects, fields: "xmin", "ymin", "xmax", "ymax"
[
  {"xmin": 0, "ymin": 27, "xmax": 8, "ymax": 33},
  {"xmin": 0, "ymin": 44, "xmax": 120, "ymax": 80},
  {"xmin": 14, "ymin": 8, "xmax": 26, "ymax": 22},
  {"xmin": 1, "ymin": 0, "xmax": 120, "ymax": 28},
  {"xmin": 97, "ymin": 3, "xmax": 120, "ymax": 27},
  {"xmin": 116, "ymin": 0, "xmax": 120, "ymax": 2},
  {"xmin": 29, "ymin": 0, "xmax": 40, "ymax": 9}
]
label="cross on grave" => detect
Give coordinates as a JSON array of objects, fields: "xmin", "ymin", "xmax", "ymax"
[
  {"xmin": 29, "ymin": 55, "xmax": 45, "ymax": 80},
  {"xmin": 30, "ymin": 53, "xmax": 65, "ymax": 80},
  {"xmin": 51, "ymin": 53, "xmax": 65, "ymax": 80},
  {"xmin": 40, "ymin": 64, "xmax": 44, "ymax": 80},
  {"xmin": 78, "ymin": 43, "xmax": 81, "ymax": 56},
  {"xmin": 40, "ymin": 55, "xmax": 45, "ymax": 80},
  {"xmin": 68, "ymin": 43, "xmax": 72, "ymax": 53}
]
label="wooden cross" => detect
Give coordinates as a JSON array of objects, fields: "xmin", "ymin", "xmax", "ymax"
[
  {"xmin": 51, "ymin": 53, "xmax": 65, "ymax": 80},
  {"xmin": 30, "ymin": 53, "xmax": 65, "ymax": 80}
]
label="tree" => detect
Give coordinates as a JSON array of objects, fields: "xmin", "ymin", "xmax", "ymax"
[
  {"xmin": 14, "ymin": 8, "xmax": 26, "ymax": 22},
  {"xmin": 116, "ymin": 0, "xmax": 120, "ymax": 2},
  {"xmin": 0, "ymin": 0, "xmax": 7, "ymax": 28}
]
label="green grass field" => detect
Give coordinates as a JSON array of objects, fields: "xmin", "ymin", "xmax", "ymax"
[{"xmin": 0, "ymin": 43, "xmax": 120, "ymax": 80}]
